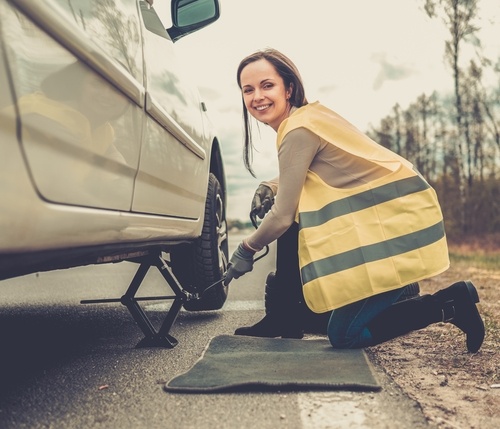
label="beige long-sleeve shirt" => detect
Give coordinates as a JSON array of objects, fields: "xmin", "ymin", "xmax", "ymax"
[{"xmin": 246, "ymin": 125, "xmax": 391, "ymax": 251}]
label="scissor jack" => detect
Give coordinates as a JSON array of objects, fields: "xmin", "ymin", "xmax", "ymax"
[{"xmin": 81, "ymin": 252, "xmax": 197, "ymax": 348}]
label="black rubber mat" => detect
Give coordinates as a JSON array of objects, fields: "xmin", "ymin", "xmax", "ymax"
[{"xmin": 165, "ymin": 335, "xmax": 381, "ymax": 393}]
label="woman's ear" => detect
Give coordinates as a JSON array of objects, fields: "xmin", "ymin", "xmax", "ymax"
[{"xmin": 286, "ymin": 83, "xmax": 294, "ymax": 100}]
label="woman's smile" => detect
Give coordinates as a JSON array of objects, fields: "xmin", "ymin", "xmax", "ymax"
[{"xmin": 254, "ymin": 103, "xmax": 272, "ymax": 111}]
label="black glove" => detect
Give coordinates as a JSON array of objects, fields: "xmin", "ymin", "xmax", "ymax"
[
  {"xmin": 251, "ymin": 184, "xmax": 275, "ymax": 219},
  {"xmin": 224, "ymin": 243, "xmax": 255, "ymax": 285}
]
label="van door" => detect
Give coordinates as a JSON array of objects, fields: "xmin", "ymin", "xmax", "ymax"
[
  {"xmin": 131, "ymin": 1, "xmax": 209, "ymax": 219},
  {"xmin": 2, "ymin": 0, "xmax": 144, "ymax": 211}
]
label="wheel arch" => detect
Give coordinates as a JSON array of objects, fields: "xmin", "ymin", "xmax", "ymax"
[{"xmin": 209, "ymin": 137, "xmax": 227, "ymax": 209}]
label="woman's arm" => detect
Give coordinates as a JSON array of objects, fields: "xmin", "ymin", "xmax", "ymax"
[
  {"xmin": 245, "ymin": 127, "xmax": 322, "ymax": 250},
  {"xmin": 261, "ymin": 177, "xmax": 279, "ymax": 195}
]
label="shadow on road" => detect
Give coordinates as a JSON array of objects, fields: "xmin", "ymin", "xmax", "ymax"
[
  {"xmin": 0, "ymin": 306, "xmax": 121, "ymax": 390},
  {"xmin": 0, "ymin": 303, "xmax": 222, "ymax": 397}
]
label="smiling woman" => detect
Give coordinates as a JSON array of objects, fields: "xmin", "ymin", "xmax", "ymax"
[{"xmin": 223, "ymin": 47, "xmax": 485, "ymax": 359}]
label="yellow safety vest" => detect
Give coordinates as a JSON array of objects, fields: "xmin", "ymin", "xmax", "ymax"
[{"xmin": 277, "ymin": 102, "xmax": 450, "ymax": 313}]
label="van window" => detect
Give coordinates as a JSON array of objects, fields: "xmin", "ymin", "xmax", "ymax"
[{"xmin": 53, "ymin": 0, "xmax": 143, "ymax": 82}]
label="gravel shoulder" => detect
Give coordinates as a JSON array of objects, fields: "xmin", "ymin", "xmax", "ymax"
[{"xmin": 367, "ymin": 258, "xmax": 500, "ymax": 429}]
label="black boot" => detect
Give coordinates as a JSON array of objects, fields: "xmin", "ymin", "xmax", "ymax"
[
  {"xmin": 367, "ymin": 280, "xmax": 484, "ymax": 353},
  {"xmin": 367, "ymin": 293, "xmax": 441, "ymax": 345},
  {"xmin": 432, "ymin": 280, "xmax": 484, "ymax": 353},
  {"xmin": 234, "ymin": 272, "xmax": 304, "ymax": 339}
]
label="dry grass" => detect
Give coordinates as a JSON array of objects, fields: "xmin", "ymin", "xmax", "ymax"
[{"xmin": 367, "ymin": 239, "xmax": 500, "ymax": 429}]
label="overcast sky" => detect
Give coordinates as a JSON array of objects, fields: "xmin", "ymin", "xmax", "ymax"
[{"xmin": 159, "ymin": 0, "xmax": 500, "ymax": 221}]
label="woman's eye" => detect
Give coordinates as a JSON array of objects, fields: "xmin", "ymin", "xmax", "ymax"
[{"xmin": 243, "ymin": 88, "xmax": 253, "ymax": 94}]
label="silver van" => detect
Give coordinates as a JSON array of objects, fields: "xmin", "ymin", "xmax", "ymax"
[{"xmin": 0, "ymin": 0, "xmax": 228, "ymax": 339}]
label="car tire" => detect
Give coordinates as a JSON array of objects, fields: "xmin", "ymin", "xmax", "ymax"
[{"xmin": 171, "ymin": 173, "xmax": 229, "ymax": 311}]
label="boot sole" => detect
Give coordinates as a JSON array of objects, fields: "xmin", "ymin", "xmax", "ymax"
[{"xmin": 461, "ymin": 280, "xmax": 484, "ymax": 353}]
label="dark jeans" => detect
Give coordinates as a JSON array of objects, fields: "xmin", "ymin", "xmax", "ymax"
[
  {"xmin": 278, "ymin": 222, "xmax": 406, "ymax": 348},
  {"xmin": 327, "ymin": 288, "xmax": 405, "ymax": 348}
]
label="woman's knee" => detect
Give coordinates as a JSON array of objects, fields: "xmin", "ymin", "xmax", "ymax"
[
  {"xmin": 328, "ymin": 326, "xmax": 361, "ymax": 349},
  {"xmin": 326, "ymin": 288, "xmax": 405, "ymax": 349},
  {"xmin": 327, "ymin": 324, "xmax": 372, "ymax": 349},
  {"xmin": 328, "ymin": 335, "xmax": 358, "ymax": 349}
]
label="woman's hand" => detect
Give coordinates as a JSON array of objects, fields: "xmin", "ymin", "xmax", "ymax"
[
  {"xmin": 251, "ymin": 184, "xmax": 275, "ymax": 219},
  {"xmin": 224, "ymin": 243, "xmax": 255, "ymax": 285}
]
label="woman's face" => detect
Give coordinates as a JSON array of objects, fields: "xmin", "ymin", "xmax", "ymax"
[{"xmin": 240, "ymin": 59, "xmax": 292, "ymax": 131}]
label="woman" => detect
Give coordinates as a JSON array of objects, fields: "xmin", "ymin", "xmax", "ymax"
[{"xmin": 224, "ymin": 48, "xmax": 484, "ymax": 353}]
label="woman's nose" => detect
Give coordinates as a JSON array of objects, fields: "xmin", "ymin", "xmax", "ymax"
[{"xmin": 253, "ymin": 88, "xmax": 264, "ymax": 100}]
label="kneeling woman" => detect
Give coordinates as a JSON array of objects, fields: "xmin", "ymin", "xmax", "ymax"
[{"xmin": 224, "ymin": 48, "xmax": 484, "ymax": 353}]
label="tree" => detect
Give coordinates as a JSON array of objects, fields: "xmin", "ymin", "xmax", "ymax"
[
  {"xmin": 482, "ymin": 58, "xmax": 500, "ymax": 152},
  {"xmin": 424, "ymin": 0, "xmax": 480, "ymax": 233},
  {"xmin": 367, "ymin": 3, "xmax": 500, "ymax": 237}
]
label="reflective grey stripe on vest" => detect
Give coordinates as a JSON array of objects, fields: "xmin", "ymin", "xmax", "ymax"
[
  {"xmin": 299, "ymin": 175, "xmax": 430, "ymax": 229},
  {"xmin": 300, "ymin": 221, "xmax": 445, "ymax": 283}
]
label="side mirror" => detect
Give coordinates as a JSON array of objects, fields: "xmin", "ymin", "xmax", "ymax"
[{"xmin": 167, "ymin": 0, "xmax": 220, "ymax": 42}]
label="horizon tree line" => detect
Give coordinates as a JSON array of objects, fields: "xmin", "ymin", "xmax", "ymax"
[{"xmin": 368, "ymin": 0, "xmax": 499, "ymax": 238}]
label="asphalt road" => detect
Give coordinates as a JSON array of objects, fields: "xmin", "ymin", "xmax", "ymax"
[{"xmin": 0, "ymin": 235, "xmax": 431, "ymax": 429}]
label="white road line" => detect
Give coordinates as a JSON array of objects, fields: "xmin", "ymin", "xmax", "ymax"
[
  {"xmin": 145, "ymin": 300, "xmax": 264, "ymax": 312},
  {"xmin": 298, "ymin": 392, "xmax": 370, "ymax": 429}
]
